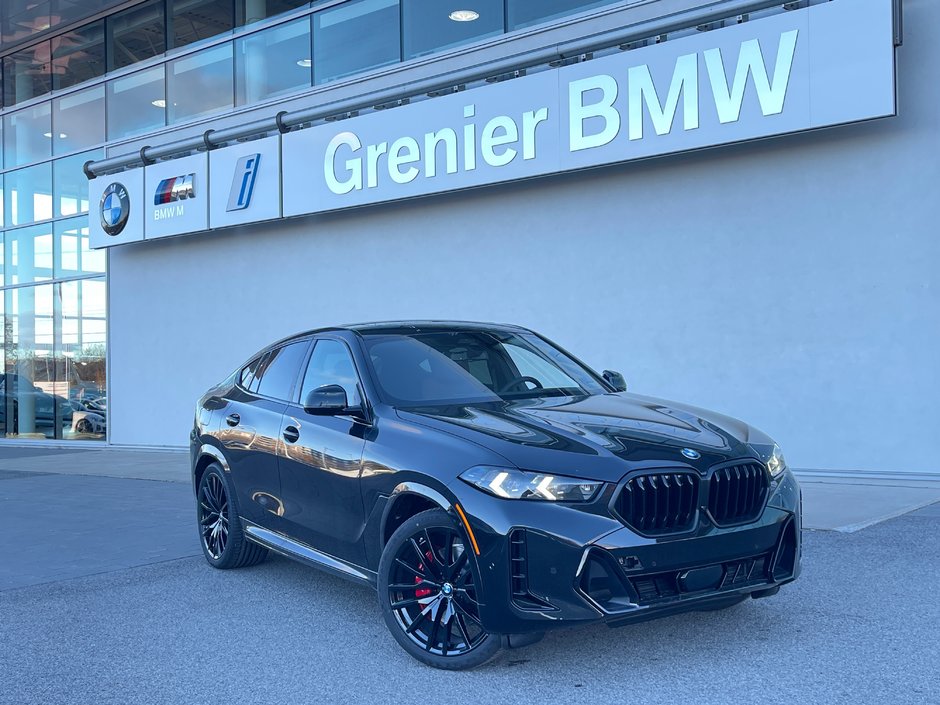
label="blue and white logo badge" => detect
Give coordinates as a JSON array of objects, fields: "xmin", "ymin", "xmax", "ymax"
[
  {"xmin": 226, "ymin": 153, "xmax": 261, "ymax": 212},
  {"xmin": 100, "ymin": 182, "xmax": 130, "ymax": 236},
  {"xmin": 681, "ymin": 448, "xmax": 701, "ymax": 460}
]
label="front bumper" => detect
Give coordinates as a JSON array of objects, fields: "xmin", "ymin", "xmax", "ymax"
[{"xmin": 451, "ymin": 470, "xmax": 802, "ymax": 635}]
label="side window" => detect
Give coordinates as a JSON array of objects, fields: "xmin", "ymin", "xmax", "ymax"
[
  {"xmin": 299, "ymin": 339, "xmax": 362, "ymax": 407},
  {"xmin": 239, "ymin": 354, "xmax": 265, "ymax": 391},
  {"xmin": 255, "ymin": 341, "xmax": 310, "ymax": 400}
]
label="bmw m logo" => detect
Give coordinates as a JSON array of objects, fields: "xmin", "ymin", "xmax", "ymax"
[
  {"xmin": 99, "ymin": 182, "xmax": 130, "ymax": 236},
  {"xmin": 154, "ymin": 174, "xmax": 195, "ymax": 205},
  {"xmin": 681, "ymin": 448, "xmax": 701, "ymax": 460}
]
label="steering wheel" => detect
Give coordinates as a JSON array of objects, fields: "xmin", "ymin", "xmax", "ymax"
[{"xmin": 498, "ymin": 376, "xmax": 544, "ymax": 394}]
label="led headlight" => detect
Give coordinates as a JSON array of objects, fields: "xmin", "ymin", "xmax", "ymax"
[
  {"xmin": 751, "ymin": 443, "xmax": 788, "ymax": 478},
  {"xmin": 459, "ymin": 466, "xmax": 602, "ymax": 502}
]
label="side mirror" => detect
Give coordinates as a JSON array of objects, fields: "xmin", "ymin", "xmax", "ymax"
[
  {"xmin": 303, "ymin": 384, "xmax": 349, "ymax": 414},
  {"xmin": 603, "ymin": 370, "xmax": 627, "ymax": 392}
]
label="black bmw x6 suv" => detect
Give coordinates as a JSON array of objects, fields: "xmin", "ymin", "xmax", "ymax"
[{"xmin": 191, "ymin": 321, "xmax": 801, "ymax": 669}]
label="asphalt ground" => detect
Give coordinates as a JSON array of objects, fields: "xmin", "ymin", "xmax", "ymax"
[{"xmin": 1, "ymin": 466, "xmax": 938, "ymax": 705}]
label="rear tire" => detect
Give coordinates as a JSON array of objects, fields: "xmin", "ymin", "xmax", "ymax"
[
  {"xmin": 196, "ymin": 462, "xmax": 267, "ymax": 569},
  {"xmin": 378, "ymin": 508, "xmax": 501, "ymax": 670}
]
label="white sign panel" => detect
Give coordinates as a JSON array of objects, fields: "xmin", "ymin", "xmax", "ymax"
[
  {"xmin": 144, "ymin": 153, "xmax": 209, "ymax": 240},
  {"xmin": 208, "ymin": 135, "xmax": 281, "ymax": 229},
  {"xmin": 88, "ymin": 167, "xmax": 145, "ymax": 249},
  {"xmin": 282, "ymin": 0, "xmax": 895, "ymax": 217}
]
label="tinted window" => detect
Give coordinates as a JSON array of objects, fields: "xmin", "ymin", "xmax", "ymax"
[
  {"xmin": 256, "ymin": 341, "xmax": 309, "ymax": 400},
  {"xmin": 239, "ymin": 355, "xmax": 265, "ymax": 390},
  {"xmin": 314, "ymin": 0, "xmax": 400, "ymax": 84},
  {"xmin": 507, "ymin": 0, "xmax": 614, "ymax": 30},
  {"xmin": 362, "ymin": 329, "xmax": 606, "ymax": 406},
  {"xmin": 402, "ymin": 0, "xmax": 503, "ymax": 59},
  {"xmin": 300, "ymin": 339, "xmax": 362, "ymax": 406},
  {"xmin": 109, "ymin": 0, "xmax": 167, "ymax": 71}
]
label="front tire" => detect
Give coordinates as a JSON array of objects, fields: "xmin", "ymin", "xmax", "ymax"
[
  {"xmin": 196, "ymin": 462, "xmax": 267, "ymax": 569},
  {"xmin": 378, "ymin": 508, "xmax": 500, "ymax": 670}
]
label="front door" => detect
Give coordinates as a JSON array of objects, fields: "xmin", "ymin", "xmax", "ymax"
[{"xmin": 277, "ymin": 337, "xmax": 368, "ymax": 566}]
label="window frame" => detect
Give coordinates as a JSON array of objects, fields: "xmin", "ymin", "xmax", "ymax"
[
  {"xmin": 252, "ymin": 338, "xmax": 312, "ymax": 401},
  {"xmin": 293, "ymin": 334, "xmax": 367, "ymax": 407}
]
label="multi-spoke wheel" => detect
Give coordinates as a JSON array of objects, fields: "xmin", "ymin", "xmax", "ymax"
[
  {"xmin": 195, "ymin": 462, "xmax": 268, "ymax": 569},
  {"xmin": 378, "ymin": 509, "xmax": 500, "ymax": 670}
]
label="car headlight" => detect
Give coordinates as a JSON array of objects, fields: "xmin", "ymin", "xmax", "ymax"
[
  {"xmin": 751, "ymin": 443, "xmax": 788, "ymax": 478},
  {"xmin": 459, "ymin": 466, "xmax": 603, "ymax": 502}
]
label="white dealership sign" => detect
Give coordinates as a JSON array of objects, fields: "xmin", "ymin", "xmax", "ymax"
[{"xmin": 89, "ymin": 0, "xmax": 895, "ymax": 248}]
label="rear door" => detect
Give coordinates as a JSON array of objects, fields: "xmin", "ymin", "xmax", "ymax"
[
  {"xmin": 277, "ymin": 337, "xmax": 368, "ymax": 565},
  {"xmin": 219, "ymin": 340, "xmax": 310, "ymax": 526}
]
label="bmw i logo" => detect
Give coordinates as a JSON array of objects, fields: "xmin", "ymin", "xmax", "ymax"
[
  {"xmin": 681, "ymin": 448, "xmax": 701, "ymax": 460},
  {"xmin": 99, "ymin": 182, "xmax": 130, "ymax": 236}
]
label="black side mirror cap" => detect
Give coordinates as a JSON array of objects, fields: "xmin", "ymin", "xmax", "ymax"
[
  {"xmin": 303, "ymin": 384, "xmax": 349, "ymax": 414},
  {"xmin": 603, "ymin": 370, "xmax": 627, "ymax": 392}
]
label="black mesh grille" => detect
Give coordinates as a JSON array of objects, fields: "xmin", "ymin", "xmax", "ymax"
[
  {"xmin": 707, "ymin": 462, "xmax": 769, "ymax": 525},
  {"xmin": 629, "ymin": 555, "xmax": 771, "ymax": 605},
  {"xmin": 615, "ymin": 472, "xmax": 699, "ymax": 535}
]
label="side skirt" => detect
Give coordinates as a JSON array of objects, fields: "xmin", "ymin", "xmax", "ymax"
[{"xmin": 242, "ymin": 520, "xmax": 377, "ymax": 589}]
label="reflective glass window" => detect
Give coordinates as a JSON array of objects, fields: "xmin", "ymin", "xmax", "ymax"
[
  {"xmin": 171, "ymin": 0, "xmax": 235, "ymax": 49},
  {"xmin": 235, "ymin": 17, "xmax": 311, "ymax": 105},
  {"xmin": 3, "ymin": 102, "xmax": 52, "ymax": 168},
  {"xmin": 167, "ymin": 43, "xmax": 234, "ymax": 123},
  {"xmin": 106, "ymin": 66, "xmax": 166, "ymax": 139},
  {"xmin": 55, "ymin": 217, "xmax": 106, "ymax": 278},
  {"xmin": 51, "ymin": 86, "xmax": 105, "ymax": 155},
  {"xmin": 4, "ymin": 162, "xmax": 54, "ymax": 227},
  {"xmin": 314, "ymin": 0, "xmax": 400, "ymax": 85},
  {"xmin": 54, "ymin": 150, "xmax": 103, "ymax": 218},
  {"xmin": 300, "ymin": 339, "xmax": 361, "ymax": 406},
  {"xmin": 108, "ymin": 0, "xmax": 168, "ymax": 71},
  {"xmin": 3, "ymin": 41, "xmax": 52, "ymax": 105},
  {"xmin": 507, "ymin": 0, "xmax": 614, "ymax": 30},
  {"xmin": 52, "ymin": 20, "xmax": 106, "ymax": 91},
  {"xmin": 0, "ymin": 174, "xmax": 4, "ymax": 228},
  {"xmin": 238, "ymin": 0, "xmax": 310, "ymax": 24},
  {"xmin": 4, "ymin": 223, "xmax": 54, "ymax": 286},
  {"xmin": 403, "ymin": 0, "xmax": 503, "ymax": 59},
  {"xmin": 59, "ymin": 277, "xmax": 108, "ymax": 440},
  {"xmin": 1, "ymin": 284, "xmax": 62, "ymax": 439},
  {"xmin": 256, "ymin": 341, "xmax": 309, "ymax": 400}
]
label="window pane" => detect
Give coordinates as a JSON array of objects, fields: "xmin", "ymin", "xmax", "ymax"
[
  {"xmin": 300, "ymin": 339, "xmax": 361, "ymax": 406},
  {"xmin": 256, "ymin": 341, "xmax": 309, "ymax": 400},
  {"xmin": 239, "ymin": 0, "xmax": 309, "ymax": 25},
  {"xmin": 52, "ymin": 85, "xmax": 105, "ymax": 155},
  {"xmin": 4, "ymin": 223, "xmax": 54, "ymax": 286},
  {"xmin": 3, "ymin": 102, "xmax": 52, "ymax": 167},
  {"xmin": 52, "ymin": 20, "xmax": 106, "ymax": 91},
  {"xmin": 109, "ymin": 0, "xmax": 167, "ymax": 71},
  {"xmin": 55, "ymin": 149, "xmax": 103, "ymax": 218},
  {"xmin": 2, "ymin": 284, "xmax": 65, "ymax": 439},
  {"xmin": 167, "ymin": 43, "xmax": 234, "ymax": 123},
  {"xmin": 56, "ymin": 216, "xmax": 106, "ymax": 278},
  {"xmin": 171, "ymin": 0, "xmax": 235, "ymax": 49},
  {"xmin": 314, "ymin": 0, "xmax": 400, "ymax": 85},
  {"xmin": 107, "ymin": 66, "xmax": 166, "ymax": 139},
  {"xmin": 3, "ymin": 41, "xmax": 52, "ymax": 105},
  {"xmin": 59, "ymin": 278, "xmax": 108, "ymax": 440},
  {"xmin": 4, "ymin": 163, "xmax": 53, "ymax": 227},
  {"xmin": 403, "ymin": 0, "xmax": 503, "ymax": 59},
  {"xmin": 507, "ymin": 0, "xmax": 614, "ymax": 30},
  {"xmin": 235, "ymin": 17, "xmax": 311, "ymax": 105}
]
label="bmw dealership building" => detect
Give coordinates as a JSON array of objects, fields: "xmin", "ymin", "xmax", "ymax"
[{"xmin": 0, "ymin": 0, "xmax": 935, "ymax": 478}]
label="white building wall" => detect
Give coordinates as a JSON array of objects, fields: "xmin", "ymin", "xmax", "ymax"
[{"xmin": 108, "ymin": 2, "xmax": 940, "ymax": 474}]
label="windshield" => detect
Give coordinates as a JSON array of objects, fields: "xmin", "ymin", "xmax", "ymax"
[{"xmin": 361, "ymin": 329, "xmax": 607, "ymax": 407}]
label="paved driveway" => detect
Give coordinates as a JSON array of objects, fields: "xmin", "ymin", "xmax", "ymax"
[{"xmin": 1, "ymin": 463, "xmax": 937, "ymax": 705}]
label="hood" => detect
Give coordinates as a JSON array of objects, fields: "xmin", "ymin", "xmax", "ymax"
[{"xmin": 397, "ymin": 392, "xmax": 772, "ymax": 482}]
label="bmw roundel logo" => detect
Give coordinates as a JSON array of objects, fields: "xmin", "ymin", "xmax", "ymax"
[
  {"xmin": 681, "ymin": 448, "xmax": 701, "ymax": 460},
  {"xmin": 99, "ymin": 182, "xmax": 130, "ymax": 236}
]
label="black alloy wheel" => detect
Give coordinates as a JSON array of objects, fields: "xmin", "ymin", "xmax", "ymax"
[
  {"xmin": 378, "ymin": 509, "xmax": 500, "ymax": 670},
  {"xmin": 196, "ymin": 463, "xmax": 268, "ymax": 569}
]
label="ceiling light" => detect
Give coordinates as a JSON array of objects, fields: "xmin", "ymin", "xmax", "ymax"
[
  {"xmin": 296, "ymin": 58, "xmax": 312, "ymax": 68},
  {"xmin": 43, "ymin": 132, "xmax": 67, "ymax": 139},
  {"xmin": 151, "ymin": 98, "xmax": 166, "ymax": 108},
  {"xmin": 449, "ymin": 9, "xmax": 480, "ymax": 22}
]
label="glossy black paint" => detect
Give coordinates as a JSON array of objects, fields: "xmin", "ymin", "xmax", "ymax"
[{"xmin": 191, "ymin": 321, "xmax": 801, "ymax": 638}]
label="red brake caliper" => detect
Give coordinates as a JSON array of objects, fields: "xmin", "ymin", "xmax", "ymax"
[{"xmin": 414, "ymin": 550, "xmax": 435, "ymax": 601}]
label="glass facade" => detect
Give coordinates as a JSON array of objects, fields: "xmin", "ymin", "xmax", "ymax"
[{"xmin": 0, "ymin": 0, "xmax": 621, "ymax": 444}]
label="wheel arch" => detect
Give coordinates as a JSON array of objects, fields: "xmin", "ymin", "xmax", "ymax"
[
  {"xmin": 193, "ymin": 444, "xmax": 230, "ymax": 493},
  {"xmin": 380, "ymin": 483, "xmax": 452, "ymax": 548}
]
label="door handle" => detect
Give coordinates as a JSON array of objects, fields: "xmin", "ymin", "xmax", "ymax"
[
  {"xmin": 225, "ymin": 413, "xmax": 241, "ymax": 427},
  {"xmin": 283, "ymin": 425, "xmax": 300, "ymax": 444}
]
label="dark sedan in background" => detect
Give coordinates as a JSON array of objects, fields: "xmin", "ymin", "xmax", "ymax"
[{"xmin": 190, "ymin": 322, "xmax": 801, "ymax": 669}]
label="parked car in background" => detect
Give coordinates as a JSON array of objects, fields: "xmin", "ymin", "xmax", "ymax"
[
  {"xmin": 190, "ymin": 322, "xmax": 801, "ymax": 669},
  {"xmin": 0, "ymin": 373, "xmax": 73, "ymax": 437}
]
